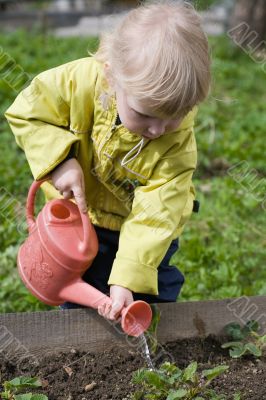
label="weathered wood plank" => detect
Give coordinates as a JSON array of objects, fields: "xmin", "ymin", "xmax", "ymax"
[
  {"xmin": 0, "ymin": 296, "xmax": 265, "ymax": 357},
  {"xmin": 156, "ymin": 296, "xmax": 266, "ymax": 341}
]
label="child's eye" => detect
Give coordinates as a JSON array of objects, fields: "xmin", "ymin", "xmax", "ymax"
[{"xmin": 131, "ymin": 108, "xmax": 149, "ymax": 118}]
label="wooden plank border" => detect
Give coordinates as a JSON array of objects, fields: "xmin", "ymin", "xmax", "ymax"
[{"xmin": 0, "ymin": 296, "xmax": 265, "ymax": 357}]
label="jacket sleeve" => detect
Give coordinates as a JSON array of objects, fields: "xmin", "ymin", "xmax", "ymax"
[
  {"xmin": 5, "ymin": 59, "xmax": 96, "ymax": 180},
  {"xmin": 108, "ymin": 128, "xmax": 197, "ymax": 295}
]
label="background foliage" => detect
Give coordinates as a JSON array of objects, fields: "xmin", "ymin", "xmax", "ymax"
[{"xmin": 0, "ymin": 30, "xmax": 265, "ymax": 312}]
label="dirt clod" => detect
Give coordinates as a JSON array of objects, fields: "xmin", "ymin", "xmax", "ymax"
[{"xmin": 84, "ymin": 381, "xmax": 97, "ymax": 391}]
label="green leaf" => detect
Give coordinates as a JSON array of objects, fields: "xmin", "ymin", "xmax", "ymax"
[
  {"xmin": 160, "ymin": 362, "xmax": 181, "ymax": 375},
  {"xmin": 14, "ymin": 395, "xmax": 48, "ymax": 400},
  {"xmin": 221, "ymin": 341, "xmax": 247, "ymax": 357},
  {"xmin": 148, "ymin": 304, "xmax": 161, "ymax": 332},
  {"xmin": 143, "ymin": 370, "xmax": 165, "ymax": 389},
  {"xmin": 146, "ymin": 304, "xmax": 161, "ymax": 353},
  {"xmin": 145, "ymin": 395, "xmax": 158, "ymax": 400},
  {"xmin": 202, "ymin": 365, "xmax": 229, "ymax": 381},
  {"xmin": 233, "ymin": 393, "xmax": 241, "ymax": 400},
  {"xmin": 132, "ymin": 369, "xmax": 147, "ymax": 384},
  {"xmin": 221, "ymin": 341, "xmax": 243, "ymax": 349},
  {"xmin": 258, "ymin": 335, "xmax": 266, "ymax": 344},
  {"xmin": 14, "ymin": 393, "xmax": 48, "ymax": 400},
  {"xmin": 21, "ymin": 378, "xmax": 41, "ymax": 387},
  {"xmin": 1, "ymin": 392, "xmax": 10, "ymax": 400},
  {"xmin": 205, "ymin": 389, "xmax": 226, "ymax": 399},
  {"xmin": 244, "ymin": 343, "xmax": 262, "ymax": 357},
  {"xmin": 14, "ymin": 394, "xmax": 33, "ymax": 400},
  {"xmin": 132, "ymin": 369, "xmax": 166, "ymax": 389},
  {"xmin": 8, "ymin": 377, "xmax": 21, "ymax": 386},
  {"xmin": 131, "ymin": 391, "xmax": 144, "ymax": 400},
  {"xmin": 245, "ymin": 320, "xmax": 259, "ymax": 333},
  {"xmin": 229, "ymin": 345, "xmax": 246, "ymax": 358},
  {"xmin": 8, "ymin": 377, "xmax": 42, "ymax": 392},
  {"xmin": 168, "ymin": 371, "xmax": 182, "ymax": 385},
  {"xmin": 166, "ymin": 389, "xmax": 188, "ymax": 399},
  {"xmin": 224, "ymin": 323, "xmax": 245, "ymax": 340},
  {"xmin": 182, "ymin": 361, "xmax": 197, "ymax": 382}
]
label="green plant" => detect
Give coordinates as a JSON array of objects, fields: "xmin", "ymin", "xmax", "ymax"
[
  {"xmin": 222, "ymin": 320, "xmax": 266, "ymax": 358},
  {"xmin": 0, "ymin": 376, "xmax": 48, "ymax": 400},
  {"xmin": 131, "ymin": 360, "xmax": 238, "ymax": 399}
]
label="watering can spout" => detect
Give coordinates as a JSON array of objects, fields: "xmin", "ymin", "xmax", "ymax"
[
  {"xmin": 59, "ymin": 279, "xmax": 110, "ymax": 309},
  {"xmin": 59, "ymin": 280, "xmax": 152, "ymax": 337}
]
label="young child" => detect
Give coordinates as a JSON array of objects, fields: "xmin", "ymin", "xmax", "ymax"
[{"xmin": 5, "ymin": 1, "xmax": 211, "ymax": 321}]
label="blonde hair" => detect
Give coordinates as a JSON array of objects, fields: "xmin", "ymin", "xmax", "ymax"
[{"xmin": 95, "ymin": 1, "xmax": 211, "ymax": 118}]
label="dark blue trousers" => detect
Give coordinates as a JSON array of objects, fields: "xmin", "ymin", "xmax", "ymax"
[{"xmin": 60, "ymin": 225, "xmax": 184, "ymax": 309}]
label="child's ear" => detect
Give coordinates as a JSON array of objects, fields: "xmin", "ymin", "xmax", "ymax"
[{"xmin": 104, "ymin": 62, "xmax": 115, "ymax": 88}]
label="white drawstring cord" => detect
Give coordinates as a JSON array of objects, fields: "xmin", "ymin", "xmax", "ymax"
[{"xmin": 120, "ymin": 137, "xmax": 145, "ymax": 167}]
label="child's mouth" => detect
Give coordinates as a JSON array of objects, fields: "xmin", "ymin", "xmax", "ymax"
[{"xmin": 141, "ymin": 133, "xmax": 160, "ymax": 139}]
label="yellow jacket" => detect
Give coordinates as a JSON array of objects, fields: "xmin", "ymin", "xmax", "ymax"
[{"xmin": 5, "ymin": 57, "xmax": 198, "ymax": 295}]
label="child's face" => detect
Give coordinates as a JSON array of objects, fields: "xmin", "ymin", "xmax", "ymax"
[{"xmin": 115, "ymin": 86, "xmax": 184, "ymax": 139}]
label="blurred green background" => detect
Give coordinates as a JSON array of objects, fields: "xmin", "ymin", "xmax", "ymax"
[{"xmin": 0, "ymin": 1, "xmax": 265, "ymax": 313}]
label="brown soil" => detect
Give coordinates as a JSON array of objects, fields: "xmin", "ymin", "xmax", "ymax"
[{"xmin": 0, "ymin": 336, "xmax": 265, "ymax": 399}]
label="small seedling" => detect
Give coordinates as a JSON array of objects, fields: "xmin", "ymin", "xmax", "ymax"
[
  {"xmin": 0, "ymin": 376, "xmax": 48, "ymax": 400},
  {"xmin": 222, "ymin": 320, "xmax": 266, "ymax": 358},
  {"xmin": 131, "ymin": 360, "xmax": 240, "ymax": 399}
]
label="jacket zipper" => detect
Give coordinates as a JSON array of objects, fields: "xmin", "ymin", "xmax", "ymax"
[
  {"xmin": 97, "ymin": 114, "xmax": 117, "ymax": 158},
  {"xmin": 111, "ymin": 112, "xmax": 118, "ymax": 133}
]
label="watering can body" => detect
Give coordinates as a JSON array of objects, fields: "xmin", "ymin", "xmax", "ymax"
[
  {"xmin": 18, "ymin": 179, "xmax": 152, "ymax": 336},
  {"xmin": 18, "ymin": 194, "xmax": 98, "ymax": 306}
]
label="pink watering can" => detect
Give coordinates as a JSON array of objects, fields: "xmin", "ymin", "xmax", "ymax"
[{"xmin": 18, "ymin": 179, "xmax": 152, "ymax": 337}]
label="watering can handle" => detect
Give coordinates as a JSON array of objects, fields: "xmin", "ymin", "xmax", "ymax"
[
  {"xmin": 26, "ymin": 178, "xmax": 92, "ymax": 254},
  {"xmin": 26, "ymin": 178, "xmax": 47, "ymax": 233}
]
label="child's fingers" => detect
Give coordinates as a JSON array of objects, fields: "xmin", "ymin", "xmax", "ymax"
[
  {"xmin": 80, "ymin": 173, "xmax": 86, "ymax": 194},
  {"xmin": 97, "ymin": 304, "xmax": 105, "ymax": 317},
  {"xmin": 72, "ymin": 185, "xmax": 87, "ymax": 213},
  {"xmin": 98, "ymin": 302, "xmax": 122, "ymax": 321},
  {"xmin": 97, "ymin": 305, "xmax": 104, "ymax": 317},
  {"xmin": 109, "ymin": 301, "xmax": 123, "ymax": 320},
  {"xmin": 98, "ymin": 303, "xmax": 112, "ymax": 318},
  {"xmin": 62, "ymin": 190, "xmax": 73, "ymax": 199}
]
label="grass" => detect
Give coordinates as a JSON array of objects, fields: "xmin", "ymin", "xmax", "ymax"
[
  {"xmin": 177, "ymin": 35, "xmax": 266, "ymax": 301},
  {"xmin": 0, "ymin": 30, "xmax": 265, "ymax": 312},
  {"xmin": 177, "ymin": 176, "xmax": 266, "ymax": 301},
  {"xmin": 194, "ymin": 0, "xmax": 220, "ymax": 10}
]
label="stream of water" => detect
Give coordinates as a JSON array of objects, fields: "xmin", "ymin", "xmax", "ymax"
[{"xmin": 138, "ymin": 333, "xmax": 155, "ymax": 370}]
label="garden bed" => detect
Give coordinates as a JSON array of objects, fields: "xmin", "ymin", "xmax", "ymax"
[
  {"xmin": 1, "ymin": 336, "xmax": 266, "ymax": 399},
  {"xmin": 0, "ymin": 297, "xmax": 266, "ymax": 399}
]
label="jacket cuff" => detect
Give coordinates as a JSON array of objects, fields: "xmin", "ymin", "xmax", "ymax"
[
  {"xmin": 108, "ymin": 258, "xmax": 158, "ymax": 295},
  {"xmin": 50, "ymin": 143, "xmax": 78, "ymax": 173}
]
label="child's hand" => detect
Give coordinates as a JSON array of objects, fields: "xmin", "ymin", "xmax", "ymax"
[
  {"xmin": 51, "ymin": 158, "xmax": 87, "ymax": 213},
  {"xmin": 98, "ymin": 285, "xmax": 134, "ymax": 321}
]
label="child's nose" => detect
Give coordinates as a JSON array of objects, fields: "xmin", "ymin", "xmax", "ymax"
[{"xmin": 148, "ymin": 120, "xmax": 167, "ymax": 136}]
